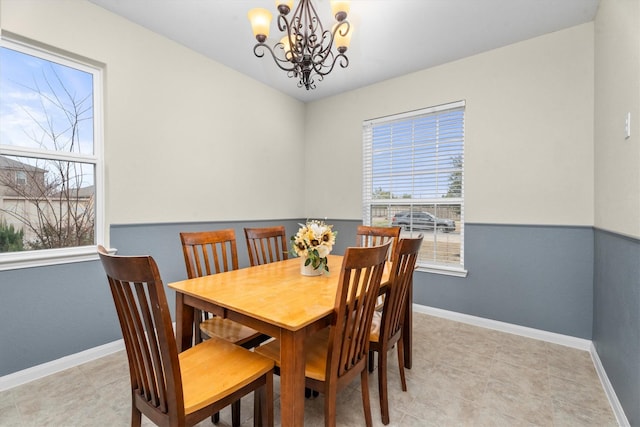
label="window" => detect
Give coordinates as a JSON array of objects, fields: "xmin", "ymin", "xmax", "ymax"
[
  {"xmin": 0, "ymin": 36, "xmax": 103, "ymax": 269},
  {"xmin": 362, "ymin": 101, "xmax": 465, "ymax": 275},
  {"xmin": 15, "ymin": 170, "xmax": 26, "ymax": 186}
]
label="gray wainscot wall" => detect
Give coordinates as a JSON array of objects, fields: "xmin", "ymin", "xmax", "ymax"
[
  {"xmin": 593, "ymin": 228, "xmax": 640, "ymax": 426},
  {"xmin": 1, "ymin": 220, "xmax": 638, "ymax": 424}
]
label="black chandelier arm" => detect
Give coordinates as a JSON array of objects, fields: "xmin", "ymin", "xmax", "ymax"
[
  {"xmin": 322, "ymin": 21, "xmax": 349, "ymax": 57},
  {"xmin": 277, "ymin": 12, "xmax": 308, "ymax": 59},
  {"xmin": 249, "ymin": 0, "xmax": 351, "ymax": 90},
  {"xmin": 277, "ymin": 12, "xmax": 316, "ymax": 62},
  {"xmin": 306, "ymin": 30, "xmax": 332, "ymax": 61},
  {"xmin": 312, "ymin": 52, "xmax": 349, "ymax": 77},
  {"xmin": 253, "ymin": 43, "xmax": 298, "ymax": 72},
  {"xmin": 291, "ymin": 32, "xmax": 306, "ymax": 59},
  {"xmin": 276, "ymin": 13, "xmax": 292, "ymax": 34},
  {"xmin": 302, "ymin": 0, "xmax": 324, "ymax": 38},
  {"xmin": 308, "ymin": 20, "xmax": 349, "ymax": 64},
  {"xmin": 297, "ymin": 72, "xmax": 317, "ymax": 90},
  {"xmin": 333, "ymin": 20, "xmax": 350, "ymax": 41}
]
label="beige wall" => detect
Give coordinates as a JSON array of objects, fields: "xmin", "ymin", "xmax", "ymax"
[
  {"xmin": 1, "ymin": 0, "xmax": 306, "ymax": 240},
  {"xmin": 595, "ymin": 0, "xmax": 640, "ymax": 238},
  {"xmin": 305, "ymin": 23, "xmax": 595, "ymax": 225},
  {"xmin": 2, "ymin": 1, "xmax": 600, "ymax": 230}
]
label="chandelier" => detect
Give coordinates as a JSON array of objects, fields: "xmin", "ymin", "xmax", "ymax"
[{"xmin": 248, "ymin": 1, "xmax": 352, "ymax": 90}]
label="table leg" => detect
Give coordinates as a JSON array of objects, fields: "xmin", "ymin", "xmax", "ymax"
[
  {"xmin": 403, "ymin": 278, "xmax": 413, "ymax": 369},
  {"xmin": 279, "ymin": 329, "xmax": 306, "ymax": 427},
  {"xmin": 175, "ymin": 292, "xmax": 194, "ymax": 352}
]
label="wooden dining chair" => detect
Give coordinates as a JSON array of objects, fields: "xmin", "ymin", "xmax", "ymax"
[
  {"xmin": 180, "ymin": 229, "xmax": 270, "ymax": 426},
  {"xmin": 180, "ymin": 229, "xmax": 268, "ymax": 348},
  {"xmin": 368, "ymin": 236, "xmax": 423, "ymax": 425},
  {"xmin": 256, "ymin": 242, "xmax": 391, "ymax": 427},
  {"xmin": 97, "ymin": 246, "xmax": 274, "ymax": 427},
  {"xmin": 244, "ymin": 226, "xmax": 289, "ymax": 266},
  {"xmin": 356, "ymin": 225, "xmax": 401, "ymax": 310},
  {"xmin": 355, "ymin": 225, "xmax": 401, "ymax": 261}
]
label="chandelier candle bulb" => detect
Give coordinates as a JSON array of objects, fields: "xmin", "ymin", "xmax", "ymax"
[
  {"xmin": 330, "ymin": 0, "xmax": 350, "ymax": 21},
  {"xmin": 248, "ymin": 8, "xmax": 273, "ymax": 42},
  {"xmin": 332, "ymin": 22, "xmax": 352, "ymax": 52},
  {"xmin": 276, "ymin": 0, "xmax": 294, "ymax": 14},
  {"xmin": 280, "ymin": 35, "xmax": 294, "ymax": 60}
]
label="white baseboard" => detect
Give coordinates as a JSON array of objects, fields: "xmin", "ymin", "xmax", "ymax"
[
  {"xmin": 413, "ymin": 303, "xmax": 592, "ymax": 350},
  {"xmin": 590, "ymin": 342, "xmax": 631, "ymax": 427},
  {"xmin": 0, "ymin": 322, "xmax": 178, "ymax": 392},
  {"xmin": 0, "ymin": 339, "xmax": 124, "ymax": 392},
  {"xmin": 413, "ymin": 303, "xmax": 627, "ymax": 426}
]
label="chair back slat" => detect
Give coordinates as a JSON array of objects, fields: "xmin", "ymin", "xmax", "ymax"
[
  {"xmin": 355, "ymin": 225, "xmax": 401, "ymax": 262},
  {"xmin": 381, "ymin": 236, "xmax": 423, "ymax": 344},
  {"xmin": 180, "ymin": 229, "xmax": 239, "ymax": 278},
  {"xmin": 244, "ymin": 226, "xmax": 289, "ymax": 266},
  {"xmin": 134, "ymin": 283, "xmax": 167, "ymax": 409},
  {"xmin": 99, "ymin": 247, "xmax": 183, "ymax": 418},
  {"xmin": 328, "ymin": 242, "xmax": 390, "ymax": 380},
  {"xmin": 110, "ymin": 282, "xmax": 149, "ymax": 398}
]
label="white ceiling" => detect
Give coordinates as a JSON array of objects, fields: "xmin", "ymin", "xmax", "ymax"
[{"xmin": 87, "ymin": 0, "xmax": 600, "ymax": 103}]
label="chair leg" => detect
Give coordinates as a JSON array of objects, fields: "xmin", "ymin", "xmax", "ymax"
[
  {"xmin": 131, "ymin": 405, "xmax": 142, "ymax": 427},
  {"xmin": 254, "ymin": 386, "xmax": 266, "ymax": 427},
  {"xmin": 305, "ymin": 387, "xmax": 319, "ymax": 398},
  {"xmin": 260, "ymin": 373, "xmax": 274, "ymax": 427},
  {"xmin": 368, "ymin": 350, "xmax": 375, "ymax": 373},
  {"xmin": 324, "ymin": 384, "xmax": 338, "ymax": 427},
  {"xmin": 194, "ymin": 309, "xmax": 203, "ymax": 345},
  {"xmin": 396, "ymin": 337, "xmax": 407, "ymax": 391},
  {"xmin": 211, "ymin": 412, "xmax": 220, "ymax": 424},
  {"xmin": 377, "ymin": 349, "xmax": 390, "ymax": 425},
  {"xmin": 254, "ymin": 391, "xmax": 261, "ymax": 427},
  {"xmin": 232, "ymin": 399, "xmax": 241, "ymax": 427},
  {"xmin": 360, "ymin": 369, "xmax": 373, "ymax": 427}
]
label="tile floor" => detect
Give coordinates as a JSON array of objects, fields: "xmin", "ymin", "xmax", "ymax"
[{"xmin": 0, "ymin": 312, "xmax": 618, "ymax": 426}]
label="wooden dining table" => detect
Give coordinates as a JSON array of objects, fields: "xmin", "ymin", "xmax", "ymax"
[{"xmin": 168, "ymin": 253, "xmax": 411, "ymax": 427}]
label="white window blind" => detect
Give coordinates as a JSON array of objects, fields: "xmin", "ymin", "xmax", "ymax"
[{"xmin": 363, "ymin": 101, "xmax": 465, "ymax": 274}]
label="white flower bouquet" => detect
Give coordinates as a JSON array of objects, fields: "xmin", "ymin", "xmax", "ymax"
[{"xmin": 291, "ymin": 219, "xmax": 337, "ymax": 273}]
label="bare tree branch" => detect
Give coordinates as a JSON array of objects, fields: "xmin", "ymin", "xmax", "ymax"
[{"xmin": 0, "ymin": 65, "xmax": 95, "ymax": 251}]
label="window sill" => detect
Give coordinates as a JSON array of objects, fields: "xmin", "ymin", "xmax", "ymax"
[
  {"xmin": 0, "ymin": 246, "xmax": 116, "ymax": 271},
  {"xmin": 416, "ymin": 264, "xmax": 468, "ymax": 277}
]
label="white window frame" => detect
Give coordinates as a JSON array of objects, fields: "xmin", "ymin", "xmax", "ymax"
[
  {"xmin": 362, "ymin": 100, "xmax": 467, "ymax": 277},
  {"xmin": 0, "ymin": 35, "xmax": 104, "ymax": 270}
]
